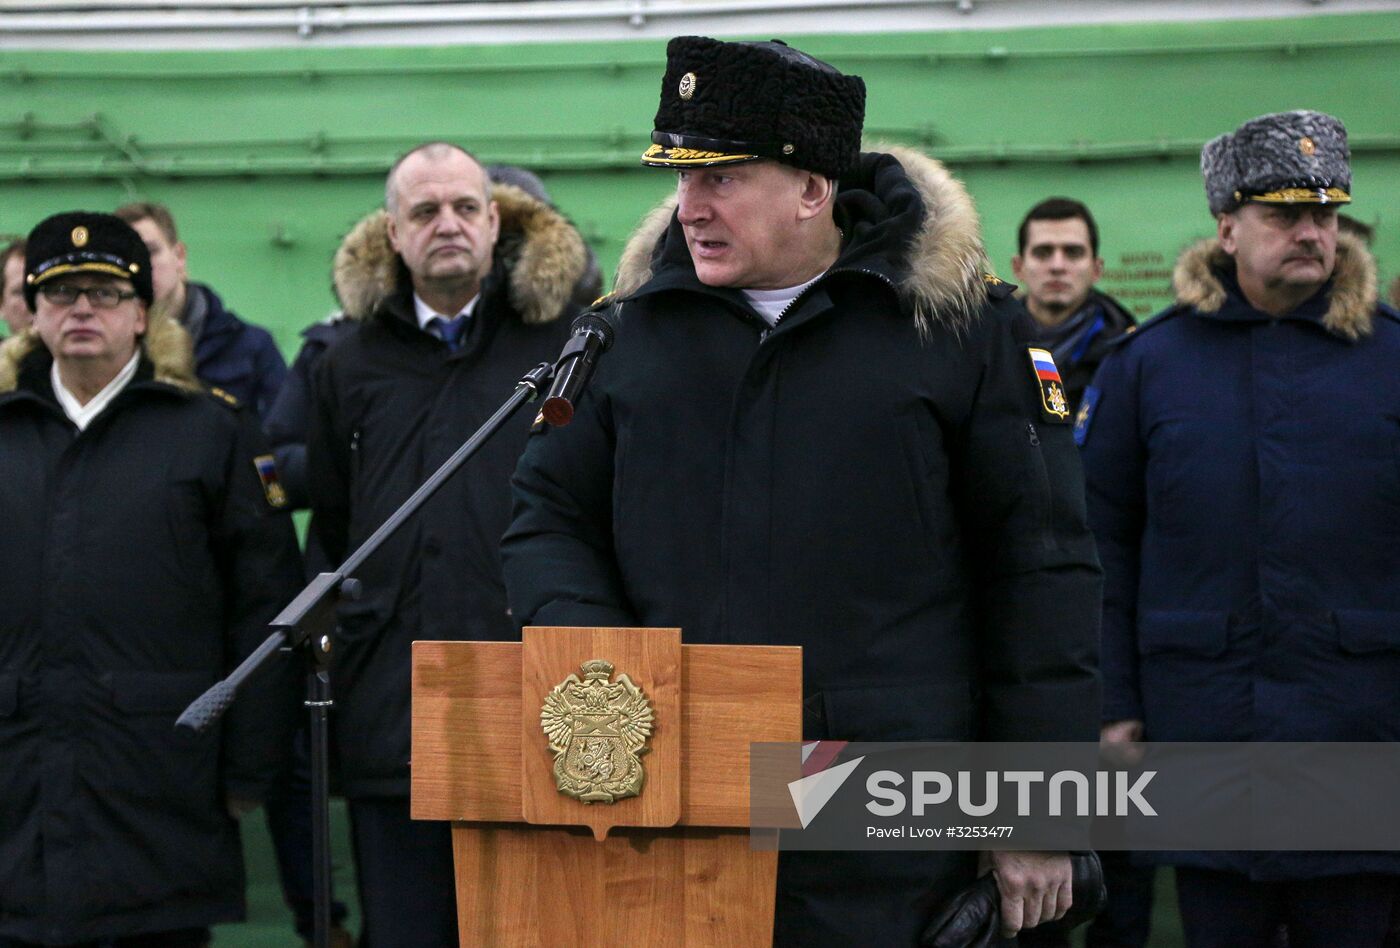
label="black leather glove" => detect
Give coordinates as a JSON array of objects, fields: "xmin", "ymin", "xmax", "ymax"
[{"xmin": 920, "ymin": 851, "xmax": 1107, "ymax": 948}]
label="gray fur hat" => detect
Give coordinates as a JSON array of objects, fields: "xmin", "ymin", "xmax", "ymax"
[{"xmin": 1201, "ymin": 110, "xmax": 1351, "ymax": 216}]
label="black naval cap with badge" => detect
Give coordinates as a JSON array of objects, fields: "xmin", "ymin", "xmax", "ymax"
[
  {"xmin": 1200, "ymin": 109, "xmax": 1352, "ymax": 216},
  {"xmin": 642, "ymin": 36, "xmax": 866, "ymax": 179},
  {"xmin": 23, "ymin": 211, "xmax": 153, "ymax": 310}
]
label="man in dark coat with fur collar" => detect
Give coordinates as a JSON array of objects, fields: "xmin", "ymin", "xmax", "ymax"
[
  {"xmin": 307, "ymin": 142, "xmax": 584, "ymax": 944},
  {"xmin": 503, "ymin": 38, "xmax": 1101, "ymax": 946},
  {"xmin": 0, "ymin": 212, "xmax": 301, "ymax": 945},
  {"xmin": 1081, "ymin": 110, "xmax": 1400, "ymax": 945}
]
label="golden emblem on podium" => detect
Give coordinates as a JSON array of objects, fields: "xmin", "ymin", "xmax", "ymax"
[{"xmin": 541, "ymin": 659, "xmax": 654, "ymax": 804}]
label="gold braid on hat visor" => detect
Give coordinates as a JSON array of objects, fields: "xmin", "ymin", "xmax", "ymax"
[
  {"xmin": 28, "ymin": 261, "xmax": 137, "ymax": 285},
  {"xmin": 1245, "ymin": 186, "xmax": 1351, "ymax": 206},
  {"xmin": 642, "ymin": 143, "xmax": 759, "ymax": 167}
]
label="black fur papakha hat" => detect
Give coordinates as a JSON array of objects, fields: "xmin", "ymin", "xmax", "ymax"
[
  {"xmin": 25, "ymin": 211, "xmax": 153, "ymax": 309},
  {"xmin": 643, "ymin": 36, "xmax": 866, "ymax": 179},
  {"xmin": 1201, "ymin": 110, "xmax": 1352, "ymax": 216}
]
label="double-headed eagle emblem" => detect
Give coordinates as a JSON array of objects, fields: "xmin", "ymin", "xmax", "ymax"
[{"xmin": 540, "ymin": 659, "xmax": 654, "ymax": 804}]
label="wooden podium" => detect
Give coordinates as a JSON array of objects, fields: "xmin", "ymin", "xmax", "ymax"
[{"xmin": 411, "ymin": 627, "xmax": 802, "ymax": 946}]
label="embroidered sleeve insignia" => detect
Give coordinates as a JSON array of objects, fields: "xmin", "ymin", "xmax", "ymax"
[
  {"xmin": 1027, "ymin": 347, "xmax": 1071, "ymax": 423},
  {"xmin": 1074, "ymin": 385, "xmax": 1101, "ymax": 446},
  {"xmin": 252, "ymin": 454, "xmax": 289, "ymax": 509}
]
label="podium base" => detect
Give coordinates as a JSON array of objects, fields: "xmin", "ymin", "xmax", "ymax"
[{"xmin": 452, "ymin": 823, "xmax": 775, "ymax": 946}]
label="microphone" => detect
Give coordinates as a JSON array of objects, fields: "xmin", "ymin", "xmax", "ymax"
[{"xmin": 541, "ymin": 303, "xmax": 617, "ymax": 427}]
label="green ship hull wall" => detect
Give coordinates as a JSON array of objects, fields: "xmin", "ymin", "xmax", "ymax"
[{"xmin": 2, "ymin": 13, "xmax": 1395, "ymax": 356}]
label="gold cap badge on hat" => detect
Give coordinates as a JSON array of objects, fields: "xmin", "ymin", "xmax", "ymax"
[
  {"xmin": 71, "ymin": 226, "xmax": 89, "ymax": 248},
  {"xmin": 678, "ymin": 72, "xmax": 696, "ymax": 100},
  {"xmin": 1299, "ymin": 136, "xmax": 1316, "ymax": 156}
]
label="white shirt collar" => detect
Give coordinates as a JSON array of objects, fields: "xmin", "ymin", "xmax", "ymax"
[
  {"xmin": 51, "ymin": 350, "xmax": 141, "ymax": 432},
  {"xmin": 741, "ymin": 274, "xmax": 824, "ymax": 328},
  {"xmin": 413, "ymin": 292, "xmax": 480, "ymax": 332}
]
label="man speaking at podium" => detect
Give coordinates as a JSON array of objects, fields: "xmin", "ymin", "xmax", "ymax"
[{"xmin": 503, "ymin": 37, "xmax": 1101, "ymax": 945}]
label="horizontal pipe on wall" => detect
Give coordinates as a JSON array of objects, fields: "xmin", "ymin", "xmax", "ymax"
[
  {"xmin": 0, "ymin": 0, "xmax": 955, "ymax": 35},
  {"xmin": 6, "ymin": 1, "xmax": 1397, "ymax": 52},
  {"xmin": 3, "ymin": 33, "xmax": 1399, "ymax": 81},
  {"xmin": 4, "ymin": 134, "xmax": 1400, "ymax": 180}
]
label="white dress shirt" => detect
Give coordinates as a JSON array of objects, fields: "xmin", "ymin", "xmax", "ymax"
[
  {"xmin": 51, "ymin": 350, "xmax": 141, "ymax": 431},
  {"xmin": 412, "ymin": 292, "xmax": 480, "ymax": 334}
]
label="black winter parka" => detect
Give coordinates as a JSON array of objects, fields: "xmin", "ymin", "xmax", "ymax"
[
  {"xmin": 1083, "ymin": 234, "xmax": 1400, "ymax": 881},
  {"xmin": 506, "ymin": 149, "xmax": 1100, "ymax": 740},
  {"xmin": 502, "ymin": 149, "xmax": 1102, "ymax": 943},
  {"xmin": 308, "ymin": 186, "xmax": 585, "ymax": 797},
  {"xmin": 0, "ymin": 319, "xmax": 302, "ymax": 943}
]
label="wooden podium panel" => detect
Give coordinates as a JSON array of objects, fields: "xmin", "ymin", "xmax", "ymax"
[
  {"xmin": 410, "ymin": 630, "xmax": 802, "ymax": 947},
  {"xmin": 411, "ymin": 641, "xmax": 521, "ymax": 822},
  {"xmin": 412, "ymin": 638, "xmax": 802, "ymax": 825},
  {"xmin": 681, "ymin": 644, "xmax": 803, "ymax": 827},
  {"xmin": 452, "ymin": 825, "xmax": 774, "ymax": 947}
]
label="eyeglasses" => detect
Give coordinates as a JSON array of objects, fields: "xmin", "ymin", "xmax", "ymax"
[{"xmin": 39, "ymin": 283, "xmax": 138, "ymax": 309}]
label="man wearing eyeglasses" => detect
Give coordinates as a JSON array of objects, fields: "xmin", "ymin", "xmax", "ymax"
[{"xmin": 0, "ymin": 212, "xmax": 302, "ymax": 947}]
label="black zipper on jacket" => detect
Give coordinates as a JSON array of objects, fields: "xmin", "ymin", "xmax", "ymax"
[
  {"xmin": 1025, "ymin": 422, "xmax": 1055, "ymax": 549},
  {"xmin": 350, "ymin": 427, "xmax": 362, "ymax": 479},
  {"xmin": 703, "ymin": 264, "xmax": 900, "ymax": 642},
  {"xmin": 760, "ymin": 266, "xmax": 899, "ymax": 341}
]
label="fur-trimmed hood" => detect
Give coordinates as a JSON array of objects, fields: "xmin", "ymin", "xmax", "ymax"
[
  {"xmin": 0, "ymin": 309, "xmax": 200, "ymax": 395},
  {"xmin": 613, "ymin": 144, "xmax": 991, "ymax": 335},
  {"xmin": 334, "ymin": 182, "xmax": 588, "ymax": 326},
  {"xmin": 1172, "ymin": 231, "xmax": 1377, "ymax": 340}
]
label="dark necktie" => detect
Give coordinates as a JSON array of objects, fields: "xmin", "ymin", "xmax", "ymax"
[{"xmin": 431, "ymin": 314, "xmax": 467, "ymax": 352}]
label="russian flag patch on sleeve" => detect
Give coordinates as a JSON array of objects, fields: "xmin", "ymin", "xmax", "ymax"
[
  {"xmin": 1026, "ymin": 347, "xmax": 1071, "ymax": 423},
  {"xmin": 253, "ymin": 454, "xmax": 289, "ymax": 509}
]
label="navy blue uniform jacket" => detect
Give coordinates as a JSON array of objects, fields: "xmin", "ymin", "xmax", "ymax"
[
  {"xmin": 1081, "ymin": 234, "xmax": 1400, "ymax": 880},
  {"xmin": 186, "ymin": 281, "xmax": 287, "ymax": 419}
]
